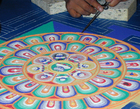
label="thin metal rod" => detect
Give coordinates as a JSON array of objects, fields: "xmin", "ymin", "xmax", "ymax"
[
  {"xmin": 81, "ymin": 1, "xmax": 110, "ymax": 33},
  {"xmin": 82, "ymin": 11, "xmax": 101, "ymax": 33}
]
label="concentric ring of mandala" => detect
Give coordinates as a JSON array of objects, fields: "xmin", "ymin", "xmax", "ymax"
[
  {"xmin": 0, "ymin": 40, "xmax": 126, "ymax": 101},
  {"xmin": 0, "ymin": 33, "xmax": 140, "ymax": 108}
]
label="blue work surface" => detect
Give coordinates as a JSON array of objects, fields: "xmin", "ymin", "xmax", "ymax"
[{"xmin": 0, "ymin": 1, "xmax": 140, "ymax": 109}]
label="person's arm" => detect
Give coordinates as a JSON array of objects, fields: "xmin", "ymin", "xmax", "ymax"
[{"xmin": 65, "ymin": 0, "xmax": 126, "ymax": 18}]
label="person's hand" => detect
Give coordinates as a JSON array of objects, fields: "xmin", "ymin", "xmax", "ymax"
[
  {"xmin": 65, "ymin": 0, "xmax": 126, "ymax": 18},
  {"xmin": 109, "ymin": 0, "xmax": 127, "ymax": 6}
]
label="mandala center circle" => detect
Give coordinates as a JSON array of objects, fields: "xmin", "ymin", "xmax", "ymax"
[
  {"xmin": 23, "ymin": 51, "xmax": 101, "ymax": 87},
  {"xmin": 48, "ymin": 60, "xmax": 76, "ymax": 74}
]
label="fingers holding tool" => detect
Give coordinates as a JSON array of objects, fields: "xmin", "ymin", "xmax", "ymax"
[
  {"xmin": 65, "ymin": 0, "xmax": 102, "ymax": 18},
  {"xmin": 65, "ymin": 0, "xmax": 126, "ymax": 18}
]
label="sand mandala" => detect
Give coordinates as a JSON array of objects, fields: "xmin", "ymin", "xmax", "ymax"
[{"xmin": 0, "ymin": 32, "xmax": 140, "ymax": 109}]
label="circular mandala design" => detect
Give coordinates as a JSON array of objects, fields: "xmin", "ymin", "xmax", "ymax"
[{"xmin": 0, "ymin": 32, "xmax": 139, "ymax": 109}]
